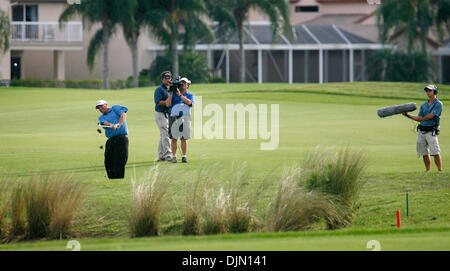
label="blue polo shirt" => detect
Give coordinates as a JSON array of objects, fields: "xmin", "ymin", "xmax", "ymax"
[
  {"xmin": 419, "ymin": 98, "xmax": 443, "ymax": 127},
  {"xmin": 169, "ymin": 91, "xmax": 194, "ymax": 116},
  {"xmin": 98, "ymin": 105, "xmax": 128, "ymax": 138},
  {"xmin": 154, "ymin": 84, "xmax": 169, "ymax": 113}
]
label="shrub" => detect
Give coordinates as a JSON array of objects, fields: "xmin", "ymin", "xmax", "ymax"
[
  {"xmin": 367, "ymin": 49, "xmax": 435, "ymax": 82},
  {"xmin": 302, "ymin": 147, "xmax": 367, "ymax": 229},
  {"xmin": 210, "ymin": 77, "xmax": 226, "ymax": 83},
  {"xmin": 129, "ymin": 166, "xmax": 172, "ymax": 237},
  {"xmin": 8, "ymin": 78, "xmax": 152, "ymax": 89},
  {"xmin": 149, "ymin": 51, "xmax": 211, "ymax": 84}
]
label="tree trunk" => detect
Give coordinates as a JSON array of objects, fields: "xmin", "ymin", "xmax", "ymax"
[
  {"xmin": 131, "ymin": 32, "xmax": 139, "ymax": 88},
  {"xmin": 170, "ymin": 0, "xmax": 178, "ymax": 78},
  {"xmin": 171, "ymin": 31, "xmax": 179, "ymax": 78},
  {"xmin": 417, "ymin": 5, "xmax": 427, "ymax": 53},
  {"xmin": 238, "ymin": 21, "xmax": 245, "ymax": 83},
  {"xmin": 102, "ymin": 25, "xmax": 110, "ymax": 89}
]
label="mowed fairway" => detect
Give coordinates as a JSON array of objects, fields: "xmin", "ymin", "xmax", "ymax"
[{"xmin": 0, "ymin": 82, "xmax": 449, "ymax": 250}]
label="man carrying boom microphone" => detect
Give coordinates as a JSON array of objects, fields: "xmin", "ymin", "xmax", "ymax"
[
  {"xmin": 96, "ymin": 100, "xmax": 129, "ymax": 179},
  {"xmin": 403, "ymin": 84, "xmax": 443, "ymax": 171}
]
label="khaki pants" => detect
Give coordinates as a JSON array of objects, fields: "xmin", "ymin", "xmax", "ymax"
[{"xmin": 155, "ymin": 111, "xmax": 172, "ymax": 160}]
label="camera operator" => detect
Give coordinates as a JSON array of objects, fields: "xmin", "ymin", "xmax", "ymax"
[
  {"xmin": 154, "ymin": 71, "xmax": 173, "ymax": 162},
  {"xmin": 165, "ymin": 77, "xmax": 194, "ymax": 163}
]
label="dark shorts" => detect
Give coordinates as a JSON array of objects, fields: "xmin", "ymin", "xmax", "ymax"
[{"xmin": 168, "ymin": 115, "xmax": 191, "ymax": 140}]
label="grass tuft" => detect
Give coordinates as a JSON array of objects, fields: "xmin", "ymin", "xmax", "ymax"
[
  {"xmin": 302, "ymin": 147, "xmax": 367, "ymax": 229},
  {"xmin": 182, "ymin": 169, "xmax": 212, "ymax": 236},
  {"xmin": 0, "ymin": 179, "xmax": 9, "ymax": 240},
  {"xmin": 266, "ymin": 167, "xmax": 348, "ymax": 232},
  {"xmin": 24, "ymin": 175, "xmax": 85, "ymax": 239},
  {"xmin": 129, "ymin": 166, "xmax": 172, "ymax": 237},
  {"xmin": 9, "ymin": 182, "xmax": 26, "ymax": 241}
]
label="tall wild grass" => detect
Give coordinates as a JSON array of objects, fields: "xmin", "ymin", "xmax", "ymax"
[
  {"xmin": 265, "ymin": 167, "xmax": 346, "ymax": 232},
  {"xmin": 201, "ymin": 164, "xmax": 254, "ymax": 234},
  {"xmin": 25, "ymin": 175, "xmax": 85, "ymax": 239},
  {"xmin": 1, "ymin": 174, "xmax": 85, "ymax": 241},
  {"xmin": 0, "ymin": 179, "xmax": 9, "ymax": 239},
  {"xmin": 130, "ymin": 166, "xmax": 172, "ymax": 237},
  {"xmin": 302, "ymin": 147, "xmax": 367, "ymax": 228},
  {"xmin": 182, "ymin": 169, "xmax": 212, "ymax": 236}
]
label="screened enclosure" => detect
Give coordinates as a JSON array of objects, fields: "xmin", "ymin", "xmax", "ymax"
[{"xmin": 148, "ymin": 23, "xmax": 385, "ymax": 84}]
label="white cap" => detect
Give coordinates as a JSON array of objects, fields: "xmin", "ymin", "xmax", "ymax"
[
  {"xmin": 180, "ymin": 77, "xmax": 191, "ymax": 84},
  {"xmin": 424, "ymin": 84, "xmax": 437, "ymax": 91},
  {"xmin": 95, "ymin": 100, "xmax": 107, "ymax": 109}
]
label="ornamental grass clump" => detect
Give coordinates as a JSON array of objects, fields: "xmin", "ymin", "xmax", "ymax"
[
  {"xmin": 24, "ymin": 175, "xmax": 85, "ymax": 239},
  {"xmin": 265, "ymin": 167, "xmax": 346, "ymax": 232},
  {"xmin": 302, "ymin": 147, "xmax": 367, "ymax": 229},
  {"xmin": 201, "ymin": 164, "xmax": 254, "ymax": 235},
  {"xmin": 130, "ymin": 166, "xmax": 172, "ymax": 237},
  {"xmin": 182, "ymin": 169, "xmax": 212, "ymax": 236}
]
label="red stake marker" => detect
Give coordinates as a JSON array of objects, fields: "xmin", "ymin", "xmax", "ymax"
[{"xmin": 396, "ymin": 210, "xmax": 401, "ymax": 228}]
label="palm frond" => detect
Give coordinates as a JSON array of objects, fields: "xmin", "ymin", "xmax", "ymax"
[{"xmin": 87, "ymin": 28, "xmax": 104, "ymax": 71}]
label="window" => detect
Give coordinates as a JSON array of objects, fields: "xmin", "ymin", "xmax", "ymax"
[
  {"xmin": 11, "ymin": 5, "xmax": 38, "ymax": 22},
  {"xmin": 295, "ymin": 6, "xmax": 319, "ymax": 12},
  {"xmin": 12, "ymin": 5, "xmax": 24, "ymax": 21}
]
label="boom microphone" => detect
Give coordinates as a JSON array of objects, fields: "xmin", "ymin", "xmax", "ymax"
[{"xmin": 377, "ymin": 103, "xmax": 417, "ymax": 118}]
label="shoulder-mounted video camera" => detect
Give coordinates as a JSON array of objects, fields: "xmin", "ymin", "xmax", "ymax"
[{"xmin": 169, "ymin": 76, "xmax": 182, "ymax": 92}]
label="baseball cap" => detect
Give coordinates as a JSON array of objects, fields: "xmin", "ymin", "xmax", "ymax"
[
  {"xmin": 180, "ymin": 77, "xmax": 191, "ymax": 84},
  {"xmin": 95, "ymin": 100, "xmax": 107, "ymax": 109},
  {"xmin": 424, "ymin": 84, "xmax": 437, "ymax": 91},
  {"xmin": 161, "ymin": 71, "xmax": 172, "ymax": 79}
]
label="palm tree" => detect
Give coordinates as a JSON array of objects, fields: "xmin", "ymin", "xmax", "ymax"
[
  {"xmin": 432, "ymin": 0, "xmax": 450, "ymax": 41},
  {"xmin": 0, "ymin": 9, "xmax": 10, "ymax": 53},
  {"xmin": 229, "ymin": 0, "xmax": 290, "ymax": 83},
  {"xmin": 120, "ymin": 0, "xmax": 143, "ymax": 88},
  {"xmin": 377, "ymin": 0, "xmax": 447, "ymax": 52},
  {"xmin": 149, "ymin": 0, "xmax": 213, "ymax": 78},
  {"xmin": 59, "ymin": 0, "xmax": 132, "ymax": 89}
]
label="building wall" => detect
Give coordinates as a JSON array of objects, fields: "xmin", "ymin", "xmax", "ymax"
[
  {"xmin": 0, "ymin": 0, "xmax": 10, "ymax": 80},
  {"xmin": 13, "ymin": 1, "xmax": 159, "ymax": 81},
  {"xmin": 249, "ymin": 0, "xmax": 377, "ymax": 24},
  {"xmin": 64, "ymin": 24, "xmax": 158, "ymax": 80},
  {"xmin": 38, "ymin": 2, "xmax": 67, "ymax": 21}
]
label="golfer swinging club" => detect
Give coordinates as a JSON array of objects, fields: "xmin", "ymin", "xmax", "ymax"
[
  {"xmin": 96, "ymin": 100, "xmax": 129, "ymax": 179},
  {"xmin": 403, "ymin": 84, "xmax": 443, "ymax": 171}
]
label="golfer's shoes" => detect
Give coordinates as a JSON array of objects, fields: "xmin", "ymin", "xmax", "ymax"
[
  {"xmin": 170, "ymin": 157, "xmax": 178, "ymax": 163},
  {"xmin": 182, "ymin": 157, "xmax": 187, "ymax": 163}
]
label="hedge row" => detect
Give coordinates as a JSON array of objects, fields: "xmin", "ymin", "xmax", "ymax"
[{"xmin": 7, "ymin": 78, "xmax": 153, "ymax": 89}]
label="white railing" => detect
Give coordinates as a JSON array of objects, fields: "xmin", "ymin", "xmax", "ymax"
[{"xmin": 11, "ymin": 22, "xmax": 83, "ymax": 43}]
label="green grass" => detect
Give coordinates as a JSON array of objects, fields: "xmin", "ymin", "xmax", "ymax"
[{"xmin": 0, "ymin": 82, "xmax": 449, "ymax": 250}]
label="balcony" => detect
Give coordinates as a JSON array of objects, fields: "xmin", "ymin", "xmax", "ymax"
[{"xmin": 11, "ymin": 22, "xmax": 83, "ymax": 50}]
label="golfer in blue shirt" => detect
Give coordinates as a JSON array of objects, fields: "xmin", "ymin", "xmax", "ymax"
[{"xmin": 96, "ymin": 100, "xmax": 129, "ymax": 179}]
